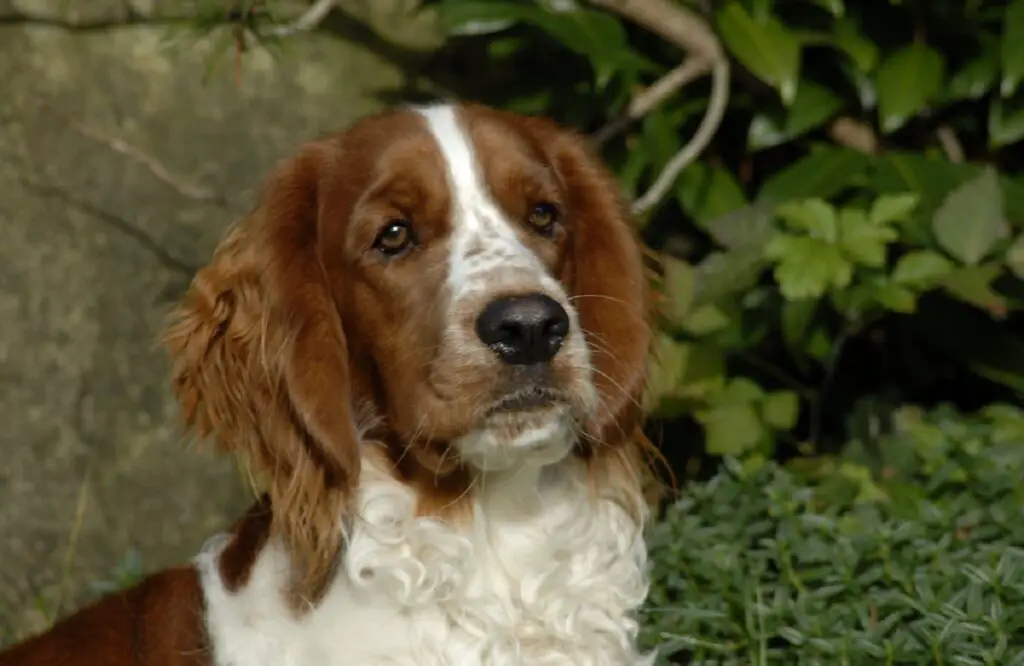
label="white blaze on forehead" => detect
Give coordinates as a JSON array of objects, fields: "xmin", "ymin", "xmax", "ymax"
[{"xmin": 414, "ymin": 103, "xmax": 553, "ymax": 298}]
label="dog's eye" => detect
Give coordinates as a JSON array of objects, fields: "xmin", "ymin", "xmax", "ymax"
[
  {"xmin": 374, "ymin": 219, "xmax": 415, "ymax": 256},
  {"xmin": 527, "ymin": 202, "xmax": 559, "ymax": 235}
]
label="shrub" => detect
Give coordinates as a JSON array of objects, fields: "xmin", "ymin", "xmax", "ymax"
[{"xmin": 643, "ymin": 403, "xmax": 1024, "ymax": 665}]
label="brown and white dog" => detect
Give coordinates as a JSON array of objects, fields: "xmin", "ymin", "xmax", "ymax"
[{"xmin": 0, "ymin": 102, "xmax": 655, "ymax": 666}]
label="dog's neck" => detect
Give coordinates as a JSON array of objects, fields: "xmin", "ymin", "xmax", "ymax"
[{"xmin": 195, "ymin": 446, "xmax": 653, "ymax": 666}]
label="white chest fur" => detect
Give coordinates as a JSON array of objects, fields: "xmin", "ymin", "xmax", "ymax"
[{"xmin": 195, "ymin": 453, "xmax": 653, "ymax": 666}]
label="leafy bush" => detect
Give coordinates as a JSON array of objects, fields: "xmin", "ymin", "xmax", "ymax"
[
  {"xmin": 422, "ymin": 0, "xmax": 1024, "ymax": 471},
  {"xmin": 643, "ymin": 403, "xmax": 1024, "ymax": 665}
]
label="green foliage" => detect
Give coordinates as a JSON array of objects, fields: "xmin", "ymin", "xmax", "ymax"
[
  {"xmin": 425, "ymin": 0, "xmax": 1024, "ymax": 465},
  {"xmin": 644, "ymin": 404, "xmax": 1024, "ymax": 665}
]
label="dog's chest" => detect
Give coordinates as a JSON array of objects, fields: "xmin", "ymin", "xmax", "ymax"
[{"xmin": 197, "ymin": 464, "xmax": 651, "ymax": 666}]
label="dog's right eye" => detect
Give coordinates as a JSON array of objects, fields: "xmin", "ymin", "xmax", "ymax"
[{"xmin": 373, "ymin": 219, "xmax": 416, "ymax": 256}]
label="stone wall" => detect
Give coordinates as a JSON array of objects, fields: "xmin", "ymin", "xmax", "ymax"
[{"xmin": 0, "ymin": 0, "xmax": 441, "ymax": 640}]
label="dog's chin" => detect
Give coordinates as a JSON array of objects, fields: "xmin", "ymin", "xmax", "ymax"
[{"xmin": 452, "ymin": 401, "xmax": 578, "ymax": 473}]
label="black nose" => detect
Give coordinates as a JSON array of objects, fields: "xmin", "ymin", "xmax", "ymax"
[{"xmin": 475, "ymin": 293, "xmax": 570, "ymax": 365}]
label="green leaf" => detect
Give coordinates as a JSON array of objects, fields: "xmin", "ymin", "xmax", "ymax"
[
  {"xmin": 661, "ymin": 256, "xmax": 696, "ymax": 325},
  {"xmin": 641, "ymin": 108, "xmax": 682, "ymax": 173},
  {"xmin": 891, "ymin": 250, "xmax": 955, "ymax": 289},
  {"xmin": 692, "ymin": 248, "xmax": 767, "ymax": 308},
  {"xmin": 833, "ymin": 17, "xmax": 878, "ymax": 73},
  {"xmin": 748, "ymin": 82, "xmax": 845, "ymax": 151},
  {"xmin": 941, "ymin": 264, "xmax": 1007, "ymax": 313},
  {"xmin": 646, "ymin": 336, "xmax": 728, "ymax": 416},
  {"xmin": 766, "ymin": 235, "xmax": 853, "ymax": 300},
  {"xmin": 717, "ymin": 2, "xmax": 801, "ymax": 105},
  {"xmin": 876, "ymin": 44, "xmax": 945, "ymax": 133},
  {"xmin": 717, "ymin": 377, "xmax": 766, "ymax": 405},
  {"xmin": 947, "ymin": 40, "xmax": 1000, "ymax": 102},
  {"xmin": 436, "ymin": 0, "xmax": 530, "ymax": 35},
  {"xmin": 872, "ymin": 281, "xmax": 918, "ymax": 313},
  {"xmin": 758, "ymin": 147, "xmax": 871, "ymax": 203},
  {"xmin": 699, "ymin": 403, "xmax": 765, "ymax": 455},
  {"xmin": 989, "ymin": 93, "xmax": 1024, "ymax": 148},
  {"xmin": 932, "ymin": 167, "xmax": 1009, "ymax": 266},
  {"xmin": 762, "ymin": 391, "xmax": 800, "ymax": 430},
  {"xmin": 707, "ymin": 204, "xmax": 776, "ymax": 250},
  {"xmin": 646, "ymin": 332, "xmax": 688, "ymax": 409},
  {"xmin": 1007, "ymin": 234, "xmax": 1024, "ymax": 280},
  {"xmin": 869, "ymin": 193, "xmax": 920, "ymax": 226},
  {"xmin": 676, "ymin": 163, "xmax": 748, "ymax": 226},
  {"xmin": 776, "ymin": 199, "xmax": 838, "ymax": 242},
  {"xmin": 868, "ymin": 153, "xmax": 988, "ymax": 243},
  {"xmin": 838, "ymin": 208, "xmax": 898, "ymax": 267},
  {"xmin": 525, "ymin": 8, "xmax": 631, "ymax": 89},
  {"xmin": 682, "ymin": 303, "xmax": 732, "ymax": 336},
  {"xmin": 1002, "ymin": 0, "xmax": 1024, "ymax": 97}
]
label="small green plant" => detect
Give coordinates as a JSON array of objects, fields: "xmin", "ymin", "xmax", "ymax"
[{"xmin": 643, "ymin": 404, "xmax": 1024, "ymax": 665}]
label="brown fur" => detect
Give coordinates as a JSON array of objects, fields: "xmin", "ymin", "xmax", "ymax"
[{"xmin": 0, "ymin": 568, "xmax": 210, "ymax": 666}]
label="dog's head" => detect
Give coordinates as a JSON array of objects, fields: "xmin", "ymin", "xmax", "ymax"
[{"xmin": 164, "ymin": 103, "xmax": 651, "ymax": 597}]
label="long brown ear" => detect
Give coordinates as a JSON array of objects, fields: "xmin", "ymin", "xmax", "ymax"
[
  {"xmin": 552, "ymin": 131, "xmax": 651, "ymax": 446},
  {"xmin": 163, "ymin": 144, "xmax": 358, "ymax": 601},
  {"xmin": 535, "ymin": 124, "xmax": 661, "ymax": 505}
]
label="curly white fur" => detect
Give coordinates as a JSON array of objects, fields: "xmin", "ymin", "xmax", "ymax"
[{"xmin": 195, "ymin": 444, "xmax": 652, "ymax": 666}]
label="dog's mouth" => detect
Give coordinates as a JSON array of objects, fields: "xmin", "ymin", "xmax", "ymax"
[{"xmin": 486, "ymin": 387, "xmax": 565, "ymax": 417}]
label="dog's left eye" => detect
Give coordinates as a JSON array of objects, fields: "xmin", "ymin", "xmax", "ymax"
[
  {"xmin": 374, "ymin": 219, "xmax": 416, "ymax": 256},
  {"xmin": 527, "ymin": 202, "xmax": 559, "ymax": 236}
]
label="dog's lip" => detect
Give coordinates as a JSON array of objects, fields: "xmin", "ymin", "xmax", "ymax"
[{"xmin": 486, "ymin": 388, "xmax": 565, "ymax": 416}]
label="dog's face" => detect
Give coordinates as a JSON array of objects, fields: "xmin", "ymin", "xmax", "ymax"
[
  {"xmin": 164, "ymin": 103, "xmax": 650, "ymax": 591},
  {"xmin": 331, "ymin": 105, "xmax": 614, "ymax": 473}
]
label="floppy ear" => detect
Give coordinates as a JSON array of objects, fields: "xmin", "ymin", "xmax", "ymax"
[
  {"xmin": 163, "ymin": 144, "xmax": 358, "ymax": 601},
  {"xmin": 548, "ymin": 130, "xmax": 652, "ymax": 449}
]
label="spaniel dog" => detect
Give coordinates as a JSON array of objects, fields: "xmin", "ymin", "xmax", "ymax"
[{"xmin": 1, "ymin": 102, "xmax": 655, "ymax": 666}]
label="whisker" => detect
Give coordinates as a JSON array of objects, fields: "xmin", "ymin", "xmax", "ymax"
[
  {"xmin": 568, "ymin": 293, "xmax": 630, "ymax": 307},
  {"xmin": 437, "ymin": 474, "xmax": 478, "ymax": 513}
]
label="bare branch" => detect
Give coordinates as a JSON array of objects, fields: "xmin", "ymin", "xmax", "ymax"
[
  {"xmin": 585, "ymin": 0, "xmax": 729, "ymax": 215},
  {"xmin": 586, "ymin": 0, "xmax": 722, "ymax": 61},
  {"xmin": 37, "ymin": 99, "xmax": 225, "ymax": 205},
  {"xmin": 594, "ymin": 57, "xmax": 706, "ymax": 145},
  {"xmin": 267, "ymin": 0, "xmax": 336, "ymax": 37},
  {"xmin": 631, "ymin": 59, "xmax": 729, "ymax": 216},
  {"xmin": 936, "ymin": 124, "xmax": 965, "ymax": 163}
]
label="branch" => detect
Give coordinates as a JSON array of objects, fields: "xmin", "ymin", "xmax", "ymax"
[
  {"xmin": 585, "ymin": 0, "xmax": 730, "ymax": 216},
  {"xmin": 593, "ymin": 56, "xmax": 706, "ymax": 145},
  {"xmin": 936, "ymin": 124, "xmax": 965, "ymax": 163},
  {"xmin": 266, "ymin": 0, "xmax": 336, "ymax": 37},
  {"xmin": 37, "ymin": 99, "xmax": 226, "ymax": 206},
  {"xmin": 631, "ymin": 59, "xmax": 729, "ymax": 216}
]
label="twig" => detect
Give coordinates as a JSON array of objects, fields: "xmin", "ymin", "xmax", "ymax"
[
  {"xmin": 935, "ymin": 124, "xmax": 965, "ymax": 163},
  {"xmin": 267, "ymin": 0, "xmax": 336, "ymax": 37},
  {"xmin": 586, "ymin": 0, "xmax": 721, "ymax": 59},
  {"xmin": 594, "ymin": 57, "xmax": 707, "ymax": 145},
  {"xmin": 585, "ymin": 0, "xmax": 730, "ymax": 216},
  {"xmin": 37, "ymin": 99, "xmax": 225, "ymax": 205},
  {"xmin": 631, "ymin": 59, "xmax": 729, "ymax": 215}
]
